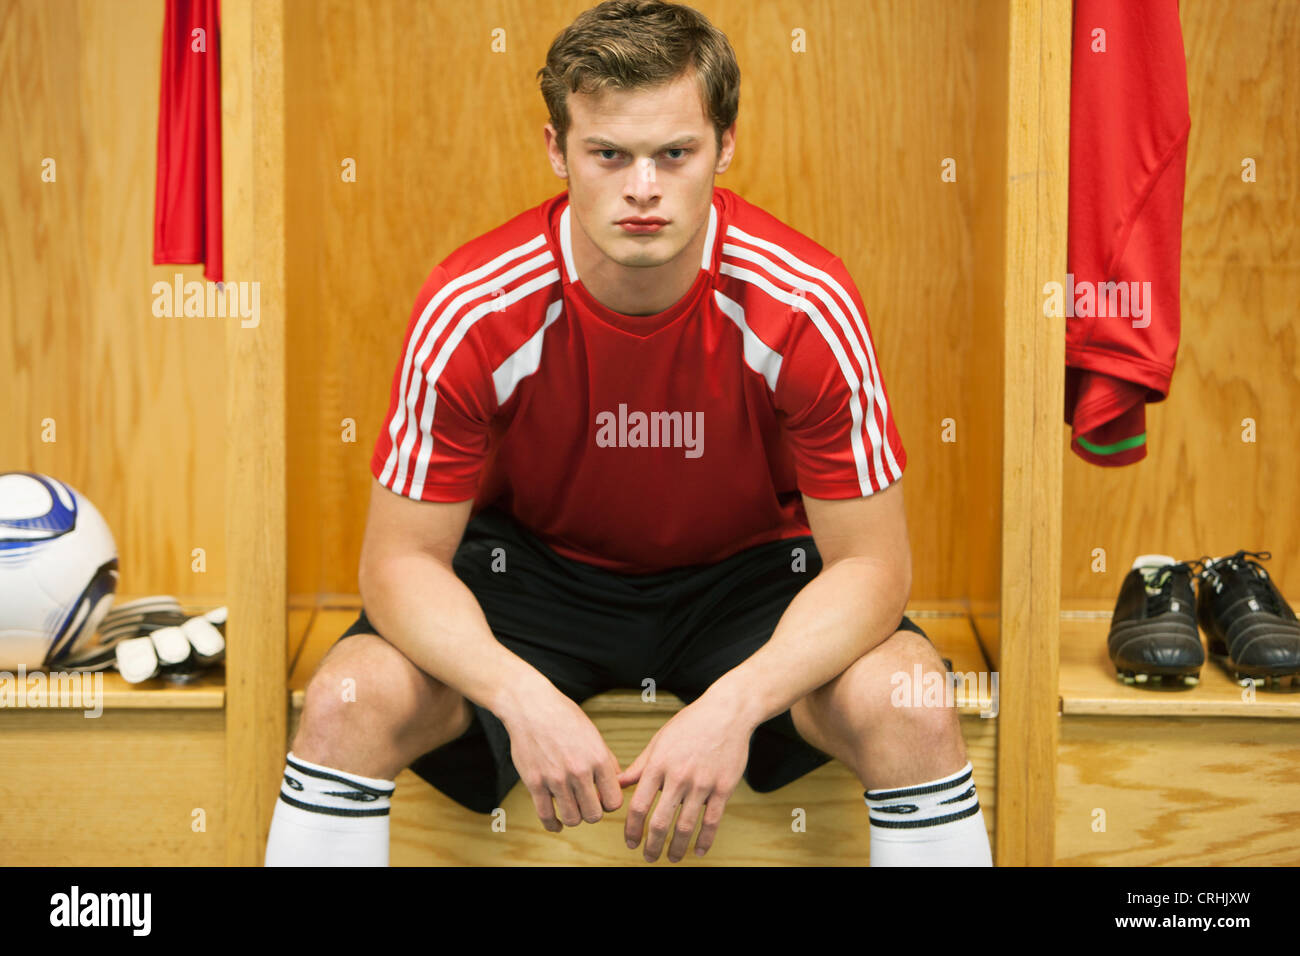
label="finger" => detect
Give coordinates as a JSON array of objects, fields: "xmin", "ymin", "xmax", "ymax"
[
  {"xmin": 667, "ymin": 786, "xmax": 709, "ymax": 863},
  {"xmin": 594, "ymin": 756, "xmax": 625, "ymax": 812},
  {"xmin": 528, "ymin": 782, "xmax": 562, "ymax": 833},
  {"xmin": 551, "ymin": 781, "xmax": 583, "ymax": 828},
  {"xmin": 643, "ymin": 780, "xmax": 686, "ymax": 863},
  {"xmin": 694, "ymin": 793, "xmax": 729, "ymax": 856},
  {"xmin": 572, "ymin": 774, "xmax": 604, "ymax": 824},
  {"xmin": 623, "ymin": 766, "xmax": 663, "ymax": 849},
  {"xmin": 618, "ymin": 747, "xmax": 648, "ymax": 787}
]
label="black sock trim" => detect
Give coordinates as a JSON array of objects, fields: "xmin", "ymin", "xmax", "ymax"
[
  {"xmin": 285, "ymin": 756, "xmax": 395, "ymax": 796},
  {"xmin": 864, "ymin": 767, "xmax": 972, "ymax": 801},
  {"xmin": 938, "ymin": 785, "xmax": 977, "ymax": 805},
  {"xmin": 278, "ymin": 790, "xmax": 391, "ymax": 818},
  {"xmin": 869, "ymin": 800, "xmax": 981, "ymax": 829}
]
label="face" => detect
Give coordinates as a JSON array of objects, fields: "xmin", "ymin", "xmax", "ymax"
[{"xmin": 544, "ymin": 68, "xmax": 736, "ymax": 270}]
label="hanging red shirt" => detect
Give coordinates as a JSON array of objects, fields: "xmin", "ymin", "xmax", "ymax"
[
  {"xmin": 153, "ymin": 0, "xmax": 222, "ymax": 283},
  {"xmin": 1065, "ymin": 0, "xmax": 1191, "ymax": 465}
]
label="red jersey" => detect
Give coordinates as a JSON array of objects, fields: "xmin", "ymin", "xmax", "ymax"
[
  {"xmin": 152, "ymin": 0, "xmax": 223, "ymax": 282},
  {"xmin": 1065, "ymin": 0, "xmax": 1190, "ymax": 465},
  {"xmin": 371, "ymin": 187, "xmax": 906, "ymax": 573}
]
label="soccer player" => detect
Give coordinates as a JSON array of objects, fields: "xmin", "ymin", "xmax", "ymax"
[{"xmin": 265, "ymin": 0, "xmax": 993, "ymax": 867}]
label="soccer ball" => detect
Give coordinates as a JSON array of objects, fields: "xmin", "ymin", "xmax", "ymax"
[{"xmin": 0, "ymin": 472, "xmax": 119, "ymax": 670}]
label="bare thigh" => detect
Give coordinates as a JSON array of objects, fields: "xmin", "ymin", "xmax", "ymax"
[{"xmin": 291, "ymin": 631, "xmax": 474, "ymax": 780}]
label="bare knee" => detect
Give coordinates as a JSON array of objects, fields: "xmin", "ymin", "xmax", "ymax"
[
  {"xmin": 798, "ymin": 631, "xmax": 963, "ymax": 774},
  {"xmin": 293, "ymin": 632, "xmax": 471, "ymax": 778},
  {"xmin": 864, "ymin": 634, "xmax": 959, "ymax": 737}
]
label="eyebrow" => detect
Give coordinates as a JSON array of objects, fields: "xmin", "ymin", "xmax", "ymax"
[{"xmin": 582, "ymin": 135, "xmax": 701, "ymax": 151}]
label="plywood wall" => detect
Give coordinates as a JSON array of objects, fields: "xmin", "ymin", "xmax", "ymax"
[
  {"xmin": 1062, "ymin": 0, "xmax": 1300, "ymax": 601},
  {"xmin": 284, "ymin": 0, "xmax": 1005, "ymax": 606},
  {"xmin": 1, "ymin": 0, "xmax": 228, "ymax": 603},
  {"xmin": 12, "ymin": 1, "xmax": 1286, "ymax": 621}
]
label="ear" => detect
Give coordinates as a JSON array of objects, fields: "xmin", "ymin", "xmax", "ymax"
[
  {"xmin": 714, "ymin": 121, "xmax": 737, "ymax": 174},
  {"xmin": 543, "ymin": 122, "xmax": 568, "ymax": 180}
]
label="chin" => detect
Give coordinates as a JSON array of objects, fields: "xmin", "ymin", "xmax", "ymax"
[
  {"xmin": 618, "ymin": 248, "xmax": 676, "ymax": 268},
  {"xmin": 598, "ymin": 238, "xmax": 666, "ymax": 267}
]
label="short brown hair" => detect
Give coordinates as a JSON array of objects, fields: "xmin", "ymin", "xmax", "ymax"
[{"xmin": 537, "ymin": 0, "xmax": 741, "ymax": 158}]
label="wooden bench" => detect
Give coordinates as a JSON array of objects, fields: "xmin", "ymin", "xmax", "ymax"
[
  {"xmin": 0, "ymin": 599, "xmax": 227, "ymax": 866},
  {"xmin": 288, "ymin": 603, "xmax": 998, "ymax": 866}
]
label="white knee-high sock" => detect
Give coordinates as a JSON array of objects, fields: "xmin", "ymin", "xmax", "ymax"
[
  {"xmin": 864, "ymin": 761, "xmax": 993, "ymax": 866},
  {"xmin": 264, "ymin": 752, "xmax": 396, "ymax": 866}
]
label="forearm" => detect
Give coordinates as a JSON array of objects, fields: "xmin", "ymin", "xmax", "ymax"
[
  {"xmin": 360, "ymin": 551, "xmax": 555, "ymax": 725},
  {"xmin": 707, "ymin": 556, "xmax": 910, "ymax": 730}
]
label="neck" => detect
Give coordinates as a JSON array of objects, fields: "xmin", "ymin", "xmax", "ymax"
[{"xmin": 573, "ymin": 211, "xmax": 708, "ymax": 317}]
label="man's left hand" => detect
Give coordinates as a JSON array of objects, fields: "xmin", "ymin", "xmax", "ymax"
[{"xmin": 618, "ymin": 691, "xmax": 754, "ymax": 862}]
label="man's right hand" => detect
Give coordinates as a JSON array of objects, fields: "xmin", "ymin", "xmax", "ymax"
[{"xmin": 501, "ymin": 687, "xmax": 624, "ymax": 832}]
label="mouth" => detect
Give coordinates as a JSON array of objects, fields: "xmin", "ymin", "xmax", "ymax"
[{"xmin": 618, "ymin": 218, "xmax": 667, "ymax": 234}]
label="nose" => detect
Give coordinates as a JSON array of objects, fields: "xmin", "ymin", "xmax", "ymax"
[{"xmin": 625, "ymin": 156, "xmax": 661, "ymax": 205}]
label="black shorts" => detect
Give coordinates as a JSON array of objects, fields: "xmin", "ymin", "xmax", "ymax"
[{"xmin": 337, "ymin": 506, "xmax": 935, "ymax": 814}]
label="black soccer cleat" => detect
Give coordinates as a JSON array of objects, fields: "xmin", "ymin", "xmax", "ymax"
[
  {"xmin": 1108, "ymin": 554, "xmax": 1205, "ymax": 687},
  {"xmin": 1196, "ymin": 550, "xmax": 1300, "ymax": 688}
]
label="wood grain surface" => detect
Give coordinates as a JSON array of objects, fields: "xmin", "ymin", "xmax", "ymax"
[
  {"xmin": 1062, "ymin": 0, "xmax": 1300, "ymax": 603},
  {"xmin": 280, "ymin": 0, "xmax": 1003, "ymax": 606},
  {"xmin": 0, "ymin": 710, "xmax": 226, "ymax": 866},
  {"xmin": 1057, "ymin": 715, "xmax": 1300, "ymax": 866}
]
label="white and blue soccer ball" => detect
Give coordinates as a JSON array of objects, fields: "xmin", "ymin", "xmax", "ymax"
[{"xmin": 0, "ymin": 472, "xmax": 119, "ymax": 670}]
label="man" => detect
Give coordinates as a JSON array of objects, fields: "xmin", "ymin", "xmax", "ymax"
[{"xmin": 265, "ymin": 0, "xmax": 992, "ymax": 867}]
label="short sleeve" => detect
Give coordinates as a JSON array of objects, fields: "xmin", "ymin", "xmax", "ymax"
[
  {"xmin": 369, "ymin": 264, "xmax": 497, "ymax": 502},
  {"xmin": 774, "ymin": 255, "xmax": 907, "ymax": 498}
]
